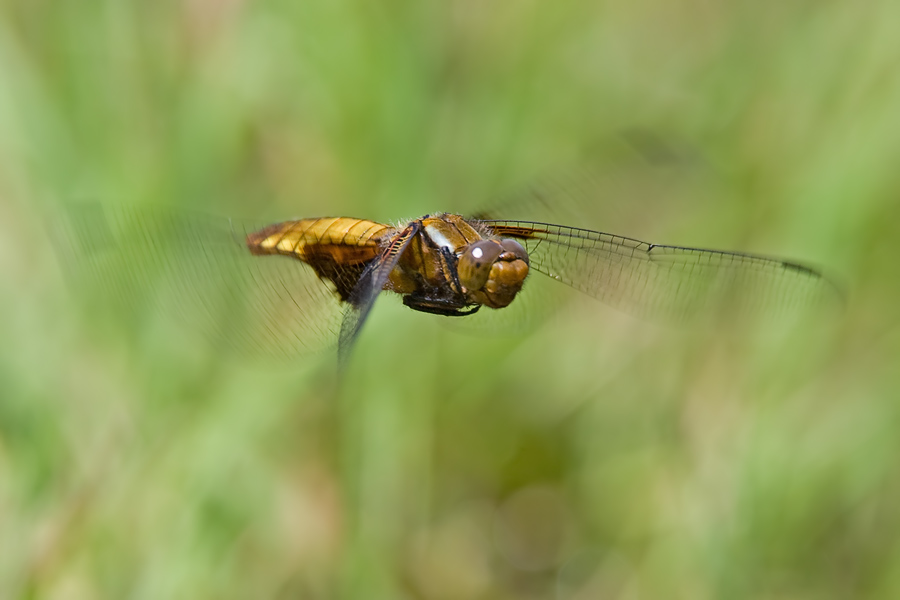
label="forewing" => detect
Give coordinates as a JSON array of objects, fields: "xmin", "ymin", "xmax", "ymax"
[
  {"xmin": 52, "ymin": 204, "xmax": 349, "ymax": 359},
  {"xmin": 338, "ymin": 221, "xmax": 420, "ymax": 365},
  {"xmin": 481, "ymin": 220, "xmax": 841, "ymax": 323}
]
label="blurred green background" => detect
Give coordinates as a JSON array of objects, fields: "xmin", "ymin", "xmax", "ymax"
[{"xmin": 1, "ymin": 1, "xmax": 898, "ymax": 598}]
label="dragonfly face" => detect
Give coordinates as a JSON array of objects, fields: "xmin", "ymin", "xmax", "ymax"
[
  {"xmin": 56, "ymin": 204, "xmax": 839, "ymax": 365},
  {"xmin": 456, "ymin": 238, "xmax": 530, "ymax": 309}
]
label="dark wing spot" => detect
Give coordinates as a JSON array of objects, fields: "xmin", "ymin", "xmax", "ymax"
[{"xmin": 781, "ymin": 260, "xmax": 819, "ymax": 276}]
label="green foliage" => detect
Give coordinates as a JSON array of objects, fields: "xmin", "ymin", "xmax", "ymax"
[{"xmin": 1, "ymin": 1, "xmax": 898, "ymax": 598}]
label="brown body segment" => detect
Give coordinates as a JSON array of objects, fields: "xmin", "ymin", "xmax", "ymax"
[
  {"xmin": 246, "ymin": 217, "xmax": 393, "ymax": 300},
  {"xmin": 246, "ymin": 217, "xmax": 391, "ymax": 259},
  {"xmin": 387, "ymin": 214, "xmax": 487, "ymax": 294}
]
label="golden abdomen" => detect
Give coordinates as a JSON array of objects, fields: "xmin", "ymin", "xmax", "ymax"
[{"xmin": 246, "ymin": 217, "xmax": 391, "ymax": 265}]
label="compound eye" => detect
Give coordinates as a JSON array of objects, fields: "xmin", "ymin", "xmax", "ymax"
[
  {"xmin": 458, "ymin": 240, "xmax": 503, "ymax": 291},
  {"xmin": 500, "ymin": 239, "xmax": 529, "ymax": 264}
]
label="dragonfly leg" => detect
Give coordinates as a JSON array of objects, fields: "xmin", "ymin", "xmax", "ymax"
[
  {"xmin": 438, "ymin": 246, "xmax": 465, "ymax": 297},
  {"xmin": 400, "ymin": 246, "xmax": 480, "ymax": 316},
  {"xmin": 402, "ymin": 295, "xmax": 481, "ymax": 316}
]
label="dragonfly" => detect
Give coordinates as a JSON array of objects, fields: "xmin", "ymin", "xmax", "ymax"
[{"xmin": 55, "ymin": 204, "xmax": 838, "ymax": 364}]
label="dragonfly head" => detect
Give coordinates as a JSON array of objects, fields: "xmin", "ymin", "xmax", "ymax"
[{"xmin": 458, "ymin": 239, "xmax": 529, "ymax": 309}]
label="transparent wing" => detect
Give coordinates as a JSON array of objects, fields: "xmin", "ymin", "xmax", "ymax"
[
  {"xmin": 481, "ymin": 220, "xmax": 841, "ymax": 322},
  {"xmin": 337, "ymin": 221, "xmax": 419, "ymax": 366},
  {"xmin": 51, "ymin": 204, "xmax": 349, "ymax": 359}
]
